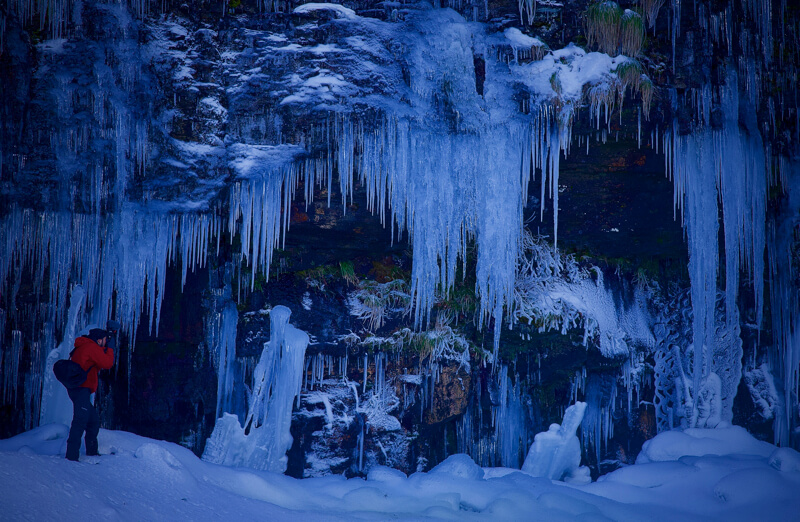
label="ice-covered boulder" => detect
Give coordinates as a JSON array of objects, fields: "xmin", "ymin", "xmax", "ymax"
[{"xmin": 522, "ymin": 402, "xmax": 589, "ymax": 483}]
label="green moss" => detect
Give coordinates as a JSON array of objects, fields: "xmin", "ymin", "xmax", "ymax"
[
  {"xmin": 296, "ymin": 264, "xmax": 339, "ymax": 287},
  {"xmin": 339, "ymin": 260, "xmax": 358, "ymax": 285}
]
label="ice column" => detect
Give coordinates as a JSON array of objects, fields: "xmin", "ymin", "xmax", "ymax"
[
  {"xmin": 768, "ymin": 159, "xmax": 800, "ymax": 445},
  {"xmin": 665, "ymin": 70, "xmax": 766, "ymax": 414},
  {"xmin": 668, "ymin": 123, "xmax": 719, "ymax": 400},
  {"xmin": 3, "ymin": 331, "xmax": 22, "ymax": 404},
  {"xmin": 493, "ymin": 366, "xmax": 528, "ymax": 468},
  {"xmin": 202, "ymin": 305, "xmax": 308, "ymax": 472},
  {"xmin": 39, "ymin": 285, "xmax": 86, "ymax": 426},
  {"xmin": 214, "ymin": 302, "xmax": 238, "ymax": 419}
]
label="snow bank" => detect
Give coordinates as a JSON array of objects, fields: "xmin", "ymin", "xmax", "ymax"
[{"xmin": 2, "ymin": 424, "xmax": 800, "ymax": 521}]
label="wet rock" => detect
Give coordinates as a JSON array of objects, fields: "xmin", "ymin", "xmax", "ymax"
[{"xmin": 425, "ymin": 365, "xmax": 471, "ymax": 425}]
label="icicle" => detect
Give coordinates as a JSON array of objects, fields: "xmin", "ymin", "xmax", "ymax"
[
  {"xmin": 664, "ymin": 71, "xmax": 767, "ymax": 425},
  {"xmin": 637, "ymin": 107, "xmax": 641, "ymax": 149},
  {"xmin": 3, "ymin": 331, "xmax": 23, "ymax": 404}
]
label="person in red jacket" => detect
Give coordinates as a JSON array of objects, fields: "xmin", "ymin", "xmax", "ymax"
[{"xmin": 66, "ymin": 328, "xmax": 114, "ymax": 461}]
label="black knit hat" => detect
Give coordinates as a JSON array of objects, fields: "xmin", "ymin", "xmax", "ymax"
[{"xmin": 87, "ymin": 329, "xmax": 109, "ymax": 342}]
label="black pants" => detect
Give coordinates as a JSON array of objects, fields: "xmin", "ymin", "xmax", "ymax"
[{"xmin": 66, "ymin": 387, "xmax": 100, "ymax": 460}]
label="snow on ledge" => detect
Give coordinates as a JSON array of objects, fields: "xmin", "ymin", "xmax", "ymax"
[
  {"xmin": 503, "ymin": 27, "xmax": 545, "ymax": 49},
  {"xmin": 228, "ymin": 143, "xmax": 306, "ymax": 179},
  {"xmin": 293, "ymin": 3, "xmax": 359, "ymax": 20}
]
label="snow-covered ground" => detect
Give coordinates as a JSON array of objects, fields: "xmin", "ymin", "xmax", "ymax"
[{"xmin": 2, "ymin": 424, "xmax": 799, "ymax": 521}]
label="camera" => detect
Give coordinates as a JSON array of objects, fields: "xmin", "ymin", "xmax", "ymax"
[{"xmin": 106, "ymin": 319, "xmax": 122, "ymax": 333}]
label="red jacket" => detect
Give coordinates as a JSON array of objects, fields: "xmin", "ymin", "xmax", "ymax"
[{"xmin": 70, "ymin": 336, "xmax": 114, "ymax": 393}]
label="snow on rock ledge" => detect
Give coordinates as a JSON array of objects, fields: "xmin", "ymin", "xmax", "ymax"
[{"xmin": 293, "ymin": 3, "xmax": 359, "ymax": 20}]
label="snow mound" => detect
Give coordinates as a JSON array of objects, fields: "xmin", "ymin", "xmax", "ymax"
[
  {"xmin": 430, "ymin": 454, "xmax": 484, "ymax": 480},
  {"xmin": 0, "ymin": 423, "xmax": 67, "ymax": 455},
  {"xmin": 769, "ymin": 447, "xmax": 800, "ymax": 472},
  {"xmin": 636, "ymin": 426, "xmax": 775, "ymax": 463},
  {"xmin": 713, "ymin": 467, "xmax": 797, "ymax": 505},
  {"xmin": 367, "ymin": 465, "xmax": 407, "ymax": 482},
  {"xmin": 134, "ymin": 442, "xmax": 184, "ymax": 469}
]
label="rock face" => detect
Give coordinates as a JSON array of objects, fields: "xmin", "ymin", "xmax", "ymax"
[
  {"xmin": 1, "ymin": 0, "xmax": 799, "ymax": 472},
  {"xmin": 424, "ymin": 365, "xmax": 471, "ymax": 425}
]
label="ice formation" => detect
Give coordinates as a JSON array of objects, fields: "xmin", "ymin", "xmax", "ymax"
[
  {"xmin": 768, "ymin": 160, "xmax": 800, "ymax": 445},
  {"xmin": 203, "ymin": 273, "xmax": 239, "ymax": 419},
  {"xmin": 202, "ymin": 305, "xmax": 308, "ymax": 472},
  {"xmin": 0, "ymin": 3, "xmax": 662, "ymax": 437},
  {"xmin": 38, "ymin": 285, "xmax": 86, "ymax": 427},
  {"xmin": 663, "ymin": 69, "xmax": 767, "ymax": 431},
  {"xmin": 0, "ymin": 0, "xmax": 799, "ymax": 479},
  {"xmin": 745, "ymin": 363, "xmax": 780, "ymax": 421},
  {"xmin": 522, "ymin": 401, "xmax": 590, "ymax": 483},
  {"xmin": 653, "ymin": 290, "xmax": 743, "ymax": 431}
]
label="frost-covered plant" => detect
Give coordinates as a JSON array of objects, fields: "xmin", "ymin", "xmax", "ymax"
[
  {"xmin": 424, "ymin": 312, "xmax": 472, "ymax": 371},
  {"xmin": 744, "ymin": 363, "xmax": 780, "ymax": 420},
  {"xmin": 513, "ymin": 232, "xmax": 655, "ymax": 358},
  {"xmin": 359, "ymin": 382, "xmax": 402, "ymax": 432},
  {"xmin": 353, "ymin": 311, "xmax": 472, "ymax": 373},
  {"xmin": 365, "ymin": 313, "xmax": 472, "ymax": 371},
  {"xmin": 347, "ymin": 279, "xmax": 411, "ymax": 331},
  {"xmin": 614, "ymin": 60, "xmax": 644, "ymax": 88},
  {"xmin": 652, "ymin": 290, "xmax": 742, "ymax": 431},
  {"xmin": 613, "ymin": 60, "xmax": 642, "ymax": 109},
  {"xmin": 620, "ymin": 10, "xmax": 645, "ymax": 56},
  {"xmin": 586, "ymin": 1, "xmax": 623, "ymax": 55},
  {"xmin": 612, "ymin": 60, "xmax": 654, "ymax": 119},
  {"xmin": 586, "ymin": 3, "xmax": 645, "ymax": 56}
]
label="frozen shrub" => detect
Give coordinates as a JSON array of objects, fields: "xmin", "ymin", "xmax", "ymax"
[
  {"xmin": 586, "ymin": 3, "xmax": 646, "ymax": 56},
  {"xmin": 620, "ymin": 10, "xmax": 646, "ymax": 55},
  {"xmin": 586, "ymin": 1, "xmax": 623, "ymax": 55}
]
